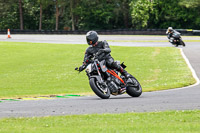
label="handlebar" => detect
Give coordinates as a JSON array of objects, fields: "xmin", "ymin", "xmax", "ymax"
[{"xmin": 75, "ymin": 67, "xmax": 78, "ymax": 71}]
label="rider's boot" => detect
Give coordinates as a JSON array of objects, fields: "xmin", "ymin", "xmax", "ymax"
[
  {"xmin": 111, "ymin": 61, "xmax": 132, "ymax": 79},
  {"xmin": 120, "ymin": 68, "xmax": 132, "ymax": 79}
]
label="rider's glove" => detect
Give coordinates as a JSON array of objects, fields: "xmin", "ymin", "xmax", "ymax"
[
  {"xmin": 98, "ymin": 49, "xmax": 105, "ymax": 53},
  {"xmin": 79, "ymin": 65, "xmax": 85, "ymax": 72},
  {"xmin": 96, "ymin": 49, "xmax": 105, "ymax": 56},
  {"xmin": 96, "ymin": 50, "xmax": 105, "ymax": 59}
]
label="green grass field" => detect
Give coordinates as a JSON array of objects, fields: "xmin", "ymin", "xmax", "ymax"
[
  {"xmin": 0, "ymin": 110, "xmax": 199, "ymax": 133},
  {"xmin": 0, "ymin": 42, "xmax": 196, "ymax": 98},
  {"xmin": 0, "ymin": 41, "xmax": 198, "ymax": 132}
]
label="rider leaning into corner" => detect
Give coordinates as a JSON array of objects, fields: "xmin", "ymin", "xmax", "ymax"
[
  {"xmin": 78, "ymin": 31, "xmax": 131, "ymax": 79},
  {"xmin": 166, "ymin": 27, "xmax": 181, "ymax": 44}
]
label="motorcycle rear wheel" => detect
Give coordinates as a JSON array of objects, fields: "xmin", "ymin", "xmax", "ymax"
[
  {"xmin": 180, "ymin": 40, "xmax": 186, "ymax": 46},
  {"xmin": 89, "ymin": 78, "xmax": 110, "ymax": 99},
  {"xmin": 126, "ymin": 77, "xmax": 142, "ymax": 97}
]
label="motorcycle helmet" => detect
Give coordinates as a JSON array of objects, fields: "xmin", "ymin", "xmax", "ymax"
[
  {"xmin": 86, "ymin": 31, "xmax": 98, "ymax": 45},
  {"xmin": 168, "ymin": 27, "xmax": 173, "ymax": 33}
]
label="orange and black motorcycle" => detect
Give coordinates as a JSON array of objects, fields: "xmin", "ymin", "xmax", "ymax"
[{"xmin": 75, "ymin": 55, "xmax": 142, "ymax": 99}]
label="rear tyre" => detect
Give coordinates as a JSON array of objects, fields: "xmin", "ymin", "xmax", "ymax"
[
  {"xmin": 180, "ymin": 40, "xmax": 186, "ymax": 47},
  {"xmin": 89, "ymin": 78, "xmax": 110, "ymax": 99},
  {"xmin": 126, "ymin": 77, "xmax": 142, "ymax": 97}
]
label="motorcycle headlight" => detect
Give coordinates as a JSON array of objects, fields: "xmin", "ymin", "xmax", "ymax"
[{"xmin": 85, "ymin": 64, "xmax": 92, "ymax": 73}]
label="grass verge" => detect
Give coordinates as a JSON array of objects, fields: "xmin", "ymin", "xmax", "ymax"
[
  {"xmin": 0, "ymin": 110, "xmax": 199, "ymax": 133},
  {"xmin": 0, "ymin": 42, "xmax": 196, "ymax": 98}
]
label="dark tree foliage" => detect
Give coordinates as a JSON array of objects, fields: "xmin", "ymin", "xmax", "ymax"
[
  {"xmin": 130, "ymin": 0, "xmax": 200, "ymax": 29},
  {"xmin": 0, "ymin": 0, "xmax": 20, "ymax": 29},
  {"xmin": 0, "ymin": 0, "xmax": 200, "ymax": 30},
  {"xmin": 73, "ymin": 0, "xmax": 131, "ymax": 30},
  {"xmin": 149, "ymin": 0, "xmax": 200, "ymax": 29}
]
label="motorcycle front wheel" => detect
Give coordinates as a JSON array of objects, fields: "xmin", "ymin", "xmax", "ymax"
[
  {"xmin": 126, "ymin": 77, "xmax": 142, "ymax": 97},
  {"xmin": 89, "ymin": 78, "xmax": 110, "ymax": 99}
]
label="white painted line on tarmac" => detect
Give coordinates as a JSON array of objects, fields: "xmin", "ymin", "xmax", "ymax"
[{"xmin": 179, "ymin": 48, "xmax": 200, "ymax": 86}]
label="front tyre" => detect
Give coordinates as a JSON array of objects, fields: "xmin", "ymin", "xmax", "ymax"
[
  {"xmin": 126, "ymin": 77, "xmax": 142, "ymax": 97},
  {"xmin": 89, "ymin": 78, "xmax": 110, "ymax": 99}
]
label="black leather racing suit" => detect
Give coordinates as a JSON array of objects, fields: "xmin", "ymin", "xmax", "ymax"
[
  {"xmin": 167, "ymin": 30, "xmax": 179, "ymax": 38},
  {"xmin": 82, "ymin": 40, "xmax": 125, "ymax": 74},
  {"xmin": 167, "ymin": 30, "xmax": 180, "ymax": 43}
]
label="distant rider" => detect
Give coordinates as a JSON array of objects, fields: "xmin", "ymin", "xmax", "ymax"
[
  {"xmin": 166, "ymin": 27, "xmax": 181, "ymax": 45},
  {"xmin": 78, "ymin": 31, "xmax": 131, "ymax": 78}
]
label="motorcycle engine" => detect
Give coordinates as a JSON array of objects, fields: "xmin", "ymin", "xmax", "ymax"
[
  {"xmin": 107, "ymin": 81, "xmax": 119, "ymax": 94},
  {"xmin": 114, "ymin": 77, "xmax": 121, "ymax": 86}
]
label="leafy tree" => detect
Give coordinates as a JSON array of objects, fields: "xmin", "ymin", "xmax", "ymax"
[
  {"xmin": 18, "ymin": 0, "xmax": 24, "ymax": 30},
  {"xmin": 0, "ymin": 0, "xmax": 20, "ymax": 30},
  {"xmin": 70, "ymin": 0, "xmax": 76, "ymax": 31},
  {"xmin": 23, "ymin": 0, "xmax": 54, "ymax": 30},
  {"xmin": 130, "ymin": 0, "xmax": 153, "ymax": 29},
  {"xmin": 179, "ymin": 0, "xmax": 200, "ymax": 29},
  {"xmin": 110, "ymin": 0, "xmax": 132, "ymax": 29},
  {"xmin": 130, "ymin": 0, "xmax": 200, "ymax": 29},
  {"xmin": 179, "ymin": 0, "xmax": 200, "ymax": 8},
  {"xmin": 54, "ymin": 0, "xmax": 67, "ymax": 30},
  {"xmin": 72, "ymin": 0, "xmax": 133, "ymax": 30},
  {"xmin": 1, "ymin": 0, "xmax": 200, "ymax": 30},
  {"xmin": 72, "ymin": 0, "xmax": 114, "ymax": 30},
  {"xmin": 151, "ymin": 0, "xmax": 199, "ymax": 29},
  {"xmin": 37, "ymin": 0, "xmax": 51, "ymax": 30}
]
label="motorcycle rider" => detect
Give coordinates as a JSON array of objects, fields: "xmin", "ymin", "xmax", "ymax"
[
  {"xmin": 78, "ymin": 31, "xmax": 131, "ymax": 79},
  {"xmin": 166, "ymin": 27, "xmax": 181, "ymax": 46}
]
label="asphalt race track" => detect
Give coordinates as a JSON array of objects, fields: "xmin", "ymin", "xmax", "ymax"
[{"xmin": 0, "ymin": 35, "xmax": 200, "ymax": 118}]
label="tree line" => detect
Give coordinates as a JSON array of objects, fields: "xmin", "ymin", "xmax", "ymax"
[{"xmin": 0, "ymin": 0, "xmax": 200, "ymax": 31}]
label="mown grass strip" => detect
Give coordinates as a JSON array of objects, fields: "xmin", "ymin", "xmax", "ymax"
[
  {"xmin": 0, "ymin": 42, "xmax": 195, "ymax": 98},
  {"xmin": 0, "ymin": 110, "xmax": 199, "ymax": 133}
]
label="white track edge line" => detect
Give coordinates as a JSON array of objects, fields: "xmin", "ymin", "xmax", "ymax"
[{"xmin": 179, "ymin": 48, "xmax": 200, "ymax": 86}]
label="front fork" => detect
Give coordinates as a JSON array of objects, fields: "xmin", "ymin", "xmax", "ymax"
[{"xmin": 90, "ymin": 60, "xmax": 107, "ymax": 88}]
